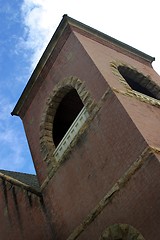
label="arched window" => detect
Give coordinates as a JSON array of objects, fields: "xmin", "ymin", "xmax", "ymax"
[
  {"xmin": 53, "ymin": 89, "xmax": 84, "ymax": 147},
  {"xmin": 52, "ymin": 87, "xmax": 89, "ymax": 162},
  {"xmin": 99, "ymin": 224, "xmax": 145, "ymax": 240},
  {"xmin": 118, "ymin": 65, "xmax": 160, "ymax": 100},
  {"xmin": 40, "ymin": 76, "xmax": 94, "ymax": 167}
]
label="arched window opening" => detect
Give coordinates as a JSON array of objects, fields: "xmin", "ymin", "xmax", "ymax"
[
  {"xmin": 53, "ymin": 89, "xmax": 84, "ymax": 147},
  {"xmin": 118, "ymin": 66, "xmax": 159, "ymax": 100},
  {"xmin": 40, "ymin": 76, "xmax": 93, "ymax": 165},
  {"xmin": 99, "ymin": 224, "xmax": 145, "ymax": 240}
]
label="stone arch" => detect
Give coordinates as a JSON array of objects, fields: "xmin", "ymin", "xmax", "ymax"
[
  {"xmin": 110, "ymin": 61, "xmax": 160, "ymax": 107},
  {"xmin": 118, "ymin": 65, "xmax": 160, "ymax": 100},
  {"xmin": 40, "ymin": 76, "xmax": 95, "ymax": 168},
  {"xmin": 99, "ymin": 224, "xmax": 145, "ymax": 240},
  {"xmin": 111, "ymin": 62, "xmax": 160, "ymax": 100}
]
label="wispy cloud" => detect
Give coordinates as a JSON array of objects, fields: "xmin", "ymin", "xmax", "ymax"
[
  {"xmin": 0, "ymin": 98, "xmax": 13, "ymax": 122},
  {"xmin": 20, "ymin": 0, "xmax": 59, "ymax": 70},
  {"xmin": 0, "ymin": 0, "xmax": 61, "ymax": 174},
  {"xmin": 19, "ymin": 0, "xmax": 160, "ymax": 74},
  {"xmin": 0, "ymin": 96, "xmax": 31, "ymax": 172},
  {"xmin": 1, "ymin": 0, "xmax": 160, "ymax": 175}
]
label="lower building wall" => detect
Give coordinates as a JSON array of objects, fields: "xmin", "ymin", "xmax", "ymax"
[
  {"xmin": 68, "ymin": 152, "xmax": 160, "ymax": 240},
  {"xmin": 41, "ymin": 92, "xmax": 149, "ymax": 239},
  {"xmin": 0, "ymin": 179, "xmax": 54, "ymax": 240}
]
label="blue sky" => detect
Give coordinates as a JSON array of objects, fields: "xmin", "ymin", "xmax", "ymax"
[
  {"xmin": 0, "ymin": 0, "xmax": 33, "ymax": 172},
  {"xmin": 0, "ymin": 0, "xmax": 160, "ymax": 174}
]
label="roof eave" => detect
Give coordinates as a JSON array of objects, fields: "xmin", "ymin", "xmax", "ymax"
[
  {"xmin": 11, "ymin": 14, "xmax": 70, "ymax": 116},
  {"xmin": 0, "ymin": 172, "xmax": 41, "ymax": 196},
  {"xmin": 66, "ymin": 16, "xmax": 155, "ymax": 63},
  {"xmin": 11, "ymin": 15, "xmax": 155, "ymax": 116}
]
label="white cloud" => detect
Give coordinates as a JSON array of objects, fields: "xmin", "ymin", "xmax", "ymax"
[
  {"xmin": 19, "ymin": 0, "xmax": 160, "ymax": 74},
  {"xmin": 0, "ymin": 97, "xmax": 33, "ymax": 172},
  {"xmin": 1, "ymin": 0, "xmax": 158, "ymax": 174},
  {"xmin": 0, "ymin": 98, "xmax": 13, "ymax": 122},
  {"xmin": 20, "ymin": 0, "xmax": 60, "ymax": 70}
]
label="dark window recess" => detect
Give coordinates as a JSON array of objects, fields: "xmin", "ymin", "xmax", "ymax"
[
  {"xmin": 118, "ymin": 66, "xmax": 159, "ymax": 99},
  {"xmin": 53, "ymin": 89, "xmax": 84, "ymax": 147}
]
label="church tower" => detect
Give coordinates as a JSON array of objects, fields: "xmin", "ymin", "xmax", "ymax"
[{"xmin": 12, "ymin": 15, "xmax": 160, "ymax": 239}]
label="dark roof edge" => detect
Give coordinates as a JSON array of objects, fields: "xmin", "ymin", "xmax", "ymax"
[
  {"xmin": 11, "ymin": 15, "xmax": 70, "ymax": 116},
  {"xmin": 0, "ymin": 172, "xmax": 41, "ymax": 196},
  {"xmin": 11, "ymin": 14, "xmax": 155, "ymax": 116},
  {"xmin": 66, "ymin": 15, "xmax": 155, "ymax": 63}
]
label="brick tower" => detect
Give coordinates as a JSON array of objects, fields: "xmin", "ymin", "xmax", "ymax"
[{"xmin": 11, "ymin": 15, "xmax": 160, "ymax": 239}]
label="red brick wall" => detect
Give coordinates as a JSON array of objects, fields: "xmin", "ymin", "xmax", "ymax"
[
  {"xmin": 0, "ymin": 180, "xmax": 53, "ymax": 240},
  {"xmin": 19, "ymin": 27, "xmax": 160, "ymax": 239},
  {"xmin": 77, "ymin": 153, "xmax": 160, "ymax": 240},
  {"xmin": 21, "ymin": 31, "xmax": 108, "ymax": 185},
  {"xmin": 74, "ymin": 31, "xmax": 160, "ymax": 148},
  {"xmin": 42, "ymin": 91, "xmax": 149, "ymax": 239}
]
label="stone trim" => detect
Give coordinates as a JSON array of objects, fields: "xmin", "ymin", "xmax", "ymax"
[
  {"xmin": 40, "ymin": 76, "xmax": 96, "ymax": 176},
  {"xmin": 110, "ymin": 61, "xmax": 160, "ymax": 107},
  {"xmin": 99, "ymin": 224, "xmax": 145, "ymax": 240},
  {"xmin": 0, "ymin": 172, "xmax": 41, "ymax": 197},
  {"xmin": 66, "ymin": 146, "xmax": 152, "ymax": 240},
  {"xmin": 112, "ymin": 88, "xmax": 160, "ymax": 108},
  {"xmin": 40, "ymin": 87, "xmax": 111, "ymax": 190},
  {"xmin": 150, "ymin": 146, "xmax": 160, "ymax": 154}
]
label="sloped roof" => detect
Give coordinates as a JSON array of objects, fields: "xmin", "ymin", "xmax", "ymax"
[
  {"xmin": 0, "ymin": 169, "xmax": 40, "ymax": 193},
  {"xmin": 11, "ymin": 15, "xmax": 155, "ymax": 117}
]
